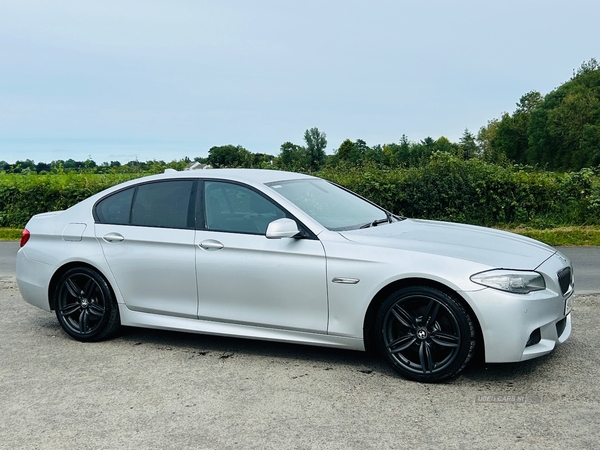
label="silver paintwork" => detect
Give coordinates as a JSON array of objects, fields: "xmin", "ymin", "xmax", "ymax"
[
  {"xmin": 265, "ymin": 218, "xmax": 300, "ymax": 239},
  {"xmin": 16, "ymin": 169, "xmax": 572, "ymax": 363}
]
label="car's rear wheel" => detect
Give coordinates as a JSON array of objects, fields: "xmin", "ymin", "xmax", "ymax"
[
  {"xmin": 54, "ymin": 267, "xmax": 120, "ymax": 341},
  {"xmin": 375, "ymin": 286, "xmax": 475, "ymax": 382}
]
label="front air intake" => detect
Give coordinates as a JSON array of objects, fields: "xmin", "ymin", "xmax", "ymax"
[{"xmin": 557, "ymin": 267, "xmax": 572, "ymax": 295}]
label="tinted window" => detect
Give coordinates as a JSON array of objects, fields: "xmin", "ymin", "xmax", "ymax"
[
  {"xmin": 205, "ymin": 181, "xmax": 286, "ymax": 234},
  {"xmin": 95, "ymin": 180, "xmax": 194, "ymax": 229},
  {"xmin": 131, "ymin": 181, "xmax": 194, "ymax": 229},
  {"xmin": 95, "ymin": 188, "xmax": 134, "ymax": 225}
]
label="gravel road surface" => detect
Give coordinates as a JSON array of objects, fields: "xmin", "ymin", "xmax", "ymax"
[{"xmin": 1, "ymin": 276, "xmax": 598, "ymax": 450}]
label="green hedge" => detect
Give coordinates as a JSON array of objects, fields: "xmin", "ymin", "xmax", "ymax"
[
  {"xmin": 1, "ymin": 155, "xmax": 599, "ymax": 229},
  {"xmin": 0, "ymin": 173, "xmax": 140, "ymax": 228},
  {"xmin": 319, "ymin": 154, "xmax": 600, "ymax": 228}
]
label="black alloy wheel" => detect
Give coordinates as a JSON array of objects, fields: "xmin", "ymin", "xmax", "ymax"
[
  {"xmin": 375, "ymin": 286, "xmax": 475, "ymax": 382},
  {"xmin": 54, "ymin": 267, "xmax": 120, "ymax": 342}
]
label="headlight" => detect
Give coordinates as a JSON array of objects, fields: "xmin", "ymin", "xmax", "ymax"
[{"xmin": 470, "ymin": 270, "xmax": 546, "ymax": 294}]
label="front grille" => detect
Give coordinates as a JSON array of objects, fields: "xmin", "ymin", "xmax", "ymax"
[{"xmin": 557, "ymin": 267, "xmax": 572, "ymax": 295}]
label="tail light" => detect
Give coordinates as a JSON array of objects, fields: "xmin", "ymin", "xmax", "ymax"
[{"xmin": 20, "ymin": 229, "xmax": 30, "ymax": 247}]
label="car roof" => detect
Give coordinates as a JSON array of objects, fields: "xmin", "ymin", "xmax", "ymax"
[
  {"xmin": 158, "ymin": 168, "xmax": 317, "ymax": 185},
  {"xmin": 81, "ymin": 168, "xmax": 320, "ymax": 208}
]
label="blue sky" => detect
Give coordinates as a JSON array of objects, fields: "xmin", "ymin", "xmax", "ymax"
[{"xmin": 1, "ymin": 0, "xmax": 598, "ymax": 164}]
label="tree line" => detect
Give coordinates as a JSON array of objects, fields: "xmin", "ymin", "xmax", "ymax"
[{"xmin": 2, "ymin": 59, "xmax": 598, "ymax": 175}]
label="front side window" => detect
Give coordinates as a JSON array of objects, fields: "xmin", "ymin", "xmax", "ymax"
[
  {"xmin": 95, "ymin": 180, "xmax": 194, "ymax": 229},
  {"xmin": 204, "ymin": 181, "xmax": 286, "ymax": 234}
]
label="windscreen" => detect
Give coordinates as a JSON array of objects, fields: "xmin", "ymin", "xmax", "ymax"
[{"xmin": 268, "ymin": 179, "xmax": 388, "ymax": 231}]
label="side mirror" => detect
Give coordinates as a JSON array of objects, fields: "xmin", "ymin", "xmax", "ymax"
[{"xmin": 265, "ymin": 218, "xmax": 300, "ymax": 239}]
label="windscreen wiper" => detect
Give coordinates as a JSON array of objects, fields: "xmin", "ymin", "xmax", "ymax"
[{"xmin": 360, "ymin": 212, "xmax": 393, "ymax": 229}]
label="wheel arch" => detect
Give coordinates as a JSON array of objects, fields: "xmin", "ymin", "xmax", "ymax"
[
  {"xmin": 48, "ymin": 262, "xmax": 115, "ymax": 311},
  {"xmin": 362, "ymin": 277, "xmax": 484, "ymax": 357}
]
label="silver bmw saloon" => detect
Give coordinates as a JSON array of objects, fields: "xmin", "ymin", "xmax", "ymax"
[{"xmin": 16, "ymin": 169, "xmax": 573, "ymax": 382}]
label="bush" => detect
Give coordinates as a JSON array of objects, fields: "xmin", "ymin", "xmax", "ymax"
[
  {"xmin": 0, "ymin": 173, "xmax": 140, "ymax": 228},
  {"xmin": 318, "ymin": 154, "xmax": 600, "ymax": 228},
  {"xmin": 1, "ymin": 157, "xmax": 598, "ymax": 229}
]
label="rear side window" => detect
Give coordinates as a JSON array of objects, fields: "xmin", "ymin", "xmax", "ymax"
[
  {"xmin": 131, "ymin": 181, "xmax": 193, "ymax": 228},
  {"xmin": 95, "ymin": 180, "xmax": 195, "ymax": 229}
]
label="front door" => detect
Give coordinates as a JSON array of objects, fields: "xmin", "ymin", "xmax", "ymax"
[{"xmin": 195, "ymin": 181, "xmax": 328, "ymax": 333}]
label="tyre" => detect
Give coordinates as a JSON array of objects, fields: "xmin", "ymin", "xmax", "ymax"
[
  {"xmin": 375, "ymin": 286, "xmax": 475, "ymax": 382},
  {"xmin": 54, "ymin": 267, "xmax": 121, "ymax": 342}
]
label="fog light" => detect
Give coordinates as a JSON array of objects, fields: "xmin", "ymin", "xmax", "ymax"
[
  {"xmin": 526, "ymin": 328, "xmax": 541, "ymax": 347},
  {"xmin": 565, "ymin": 295, "xmax": 573, "ymax": 315}
]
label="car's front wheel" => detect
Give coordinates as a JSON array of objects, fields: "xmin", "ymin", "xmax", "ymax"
[
  {"xmin": 375, "ymin": 286, "xmax": 475, "ymax": 382},
  {"xmin": 54, "ymin": 267, "xmax": 120, "ymax": 342}
]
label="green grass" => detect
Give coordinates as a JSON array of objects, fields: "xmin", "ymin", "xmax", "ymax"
[
  {"xmin": 3, "ymin": 226, "xmax": 600, "ymax": 246},
  {"xmin": 0, "ymin": 228, "xmax": 22, "ymax": 240},
  {"xmin": 503, "ymin": 226, "xmax": 600, "ymax": 246}
]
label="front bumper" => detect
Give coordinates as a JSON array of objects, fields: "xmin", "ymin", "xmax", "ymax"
[{"xmin": 464, "ymin": 252, "xmax": 573, "ymax": 363}]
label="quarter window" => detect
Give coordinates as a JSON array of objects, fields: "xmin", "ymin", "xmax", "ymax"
[{"xmin": 95, "ymin": 188, "xmax": 134, "ymax": 225}]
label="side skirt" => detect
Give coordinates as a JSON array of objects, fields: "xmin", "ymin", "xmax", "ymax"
[{"xmin": 118, "ymin": 304, "xmax": 365, "ymax": 351}]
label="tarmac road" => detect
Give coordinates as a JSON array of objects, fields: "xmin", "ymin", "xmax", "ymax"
[
  {"xmin": 0, "ymin": 241, "xmax": 599, "ymax": 449},
  {"xmin": 559, "ymin": 247, "xmax": 600, "ymax": 294},
  {"xmin": 0, "ymin": 241, "xmax": 19, "ymax": 280}
]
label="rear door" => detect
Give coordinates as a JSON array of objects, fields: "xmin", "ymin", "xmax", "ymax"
[{"xmin": 95, "ymin": 180, "xmax": 198, "ymax": 318}]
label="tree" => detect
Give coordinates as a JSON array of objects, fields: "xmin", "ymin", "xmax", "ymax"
[
  {"xmin": 207, "ymin": 145, "xmax": 252, "ymax": 168},
  {"xmin": 409, "ymin": 137, "xmax": 436, "ymax": 164},
  {"xmin": 516, "ymin": 90, "xmax": 543, "ymax": 114},
  {"xmin": 477, "ymin": 119, "xmax": 506, "ymax": 164},
  {"xmin": 364, "ymin": 143, "xmax": 388, "ymax": 166},
  {"xmin": 250, "ymin": 153, "xmax": 275, "ymax": 168},
  {"xmin": 303, "ymin": 127, "xmax": 327, "ymax": 171},
  {"xmin": 14, "ymin": 159, "xmax": 36, "ymax": 173},
  {"xmin": 528, "ymin": 59, "xmax": 600, "ymax": 170},
  {"xmin": 458, "ymin": 129, "xmax": 479, "ymax": 159},
  {"xmin": 35, "ymin": 162, "xmax": 51, "ymax": 173},
  {"xmin": 64, "ymin": 159, "xmax": 77, "ymax": 170},
  {"xmin": 336, "ymin": 139, "xmax": 360, "ymax": 165},
  {"xmin": 332, "ymin": 138, "xmax": 377, "ymax": 167},
  {"xmin": 572, "ymin": 57, "xmax": 599, "ymax": 77},
  {"xmin": 487, "ymin": 91, "xmax": 542, "ymax": 165},
  {"xmin": 278, "ymin": 141, "xmax": 310, "ymax": 171},
  {"xmin": 384, "ymin": 135, "xmax": 412, "ymax": 167},
  {"xmin": 434, "ymin": 136, "xmax": 455, "ymax": 154}
]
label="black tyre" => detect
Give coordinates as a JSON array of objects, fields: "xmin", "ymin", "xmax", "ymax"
[
  {"xmin": 54, "ymin": 267, "xmax": 121, "ymax": 342},
  {"xmin": 375, "ymin": 286, "xmax": 475, "ymax": 382}
]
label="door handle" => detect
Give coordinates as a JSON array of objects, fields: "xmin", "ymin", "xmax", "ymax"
[
  {"xmin": 102, "ymin": 233, "xmax": 124, "ymax": 243},
  {"xmin": 199, "ymin": 240, "xmax": 224, "ymax": 251}
]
